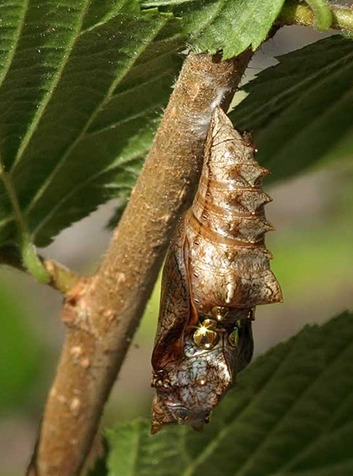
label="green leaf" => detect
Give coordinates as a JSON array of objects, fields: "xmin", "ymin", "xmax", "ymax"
[
  {"xmin": 305, "ymin": 0, "xmax": 332, "ymax": 31},
  {"xmin": 0, "ymin": 0, "xmax": 182, "ymax": 248},
  {"xmin": 107, "ymin": 420, "xmax": 189, "ymax": 476},
  {"xmin": 230, "ymin": 35, "xmax": 353, "ymax": 183},
  {"xmin": 107, "ymin": 310, "xmax": 353, "ymax": 476},
  {"xmin": 141, "ymin": 0, "xmax": 286, "ymax": 59}
]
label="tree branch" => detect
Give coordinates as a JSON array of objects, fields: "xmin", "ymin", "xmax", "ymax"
[
  {"xmin": 26, "ymin": 50, "xmax": 253, "ymax": 476},
  {"xmin": 278, "ymin": 1, "xmax": 353, "ymax": 32}
]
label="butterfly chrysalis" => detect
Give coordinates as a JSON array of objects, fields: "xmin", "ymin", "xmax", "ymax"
[{"xmin": 151, "ymin": 107, "xmax": 282, "ymax": 434}]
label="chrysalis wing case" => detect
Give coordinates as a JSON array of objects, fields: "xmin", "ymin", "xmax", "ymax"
[{"xmin": 151, "ymin": 107, "xmax": 282, "ymax": 434}]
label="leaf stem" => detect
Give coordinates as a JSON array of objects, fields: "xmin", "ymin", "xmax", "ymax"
[
  {"xmin": 21, "ymin": 235, "xmax": 51, "ymax": 284},
  {"xmin": 279, "ymin": 1, "xmax": 353, "ymax": 32},
  {"xmin": 0, "ymin": 247, "xmax": 81, "ymax": 294},
  {"xmin": 0, "ymin": 156, "xmax": 78, "ymax": 291},
  {"xmin": 0, "ymin": 152, "xmax": 50, "ymax": 283},
  {"xmin": 0, "ymin": 155, "xmax": 26, "ymax": 236},
  {"xmin": 304, "ymin": 0, "xmax": 332, "ymax": 31}
]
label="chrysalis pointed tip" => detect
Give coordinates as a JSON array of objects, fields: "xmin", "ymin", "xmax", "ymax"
[
  {"xmin": 151, "ymin": 422, "xmax": 162, "ymax": 435},
  {"xmin": 211, "ymin": 106, "xmax": 234, "ymax": 132}
]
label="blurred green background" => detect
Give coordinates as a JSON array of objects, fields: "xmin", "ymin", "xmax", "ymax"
[{"xmin": 1, "ymin": 26, "xmax": 352, "ymax": 476}]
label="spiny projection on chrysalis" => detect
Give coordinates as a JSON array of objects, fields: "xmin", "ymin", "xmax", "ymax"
[{"xmin": 151, "ymin": 107, "xmax": 282, "ymax": 434}]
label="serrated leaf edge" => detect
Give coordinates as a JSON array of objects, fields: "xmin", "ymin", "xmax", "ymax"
[
  {"xmin": 181, "ymin": 321, "xmax": 353, "ymax": 476},
  {"xmin": 12, "ymin": 0, "xmax": 93, "ymax": 170},
  {"xmin": 232, "ymin": 40, "xmax": 353, "ymax": 129},
  {"xmin": 11, "ymin": 10, "xmax": 169, "ymax": 243}
]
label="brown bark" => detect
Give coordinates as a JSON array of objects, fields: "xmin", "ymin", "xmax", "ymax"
[{"xmin": 27, "ymin": 50, "xmax": 252, "ymax": 476}]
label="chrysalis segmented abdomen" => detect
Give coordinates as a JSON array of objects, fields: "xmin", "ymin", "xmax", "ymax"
[
  {"xmin": 151, "ymin": 107, "xmax": 282, "ymax": 434},
  {"xmin": 185, "ymin": 107, "xmax": 282, "ymax": 314}
]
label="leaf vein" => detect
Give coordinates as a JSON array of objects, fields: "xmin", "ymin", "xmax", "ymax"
[
  {"xmin": 12, "ymin": 0, "xmax": 93, "ymax": 169},
  {"xmin": 265, "ymin": 85, "xmax": 353, "ymax": 170},
  {"xmin": 181, "ymin": 341, "xmax": 298, "ymax": 476},
  {"xmin": 23, "ymin": 14, "xmax": 168, "ymax": 235},
  {"xmin": 233, "ymin": 337, "xmax": 353, "ymax": 476},
  {"xmin": 30, "ymin": 146, "xmax": 149, "ymax": 237},
  {"xmin": 234, "ymin": 48, "xmax": 353, "ymax": 128},
  {"xmin": 0, "ymin": 0, "xmax": 29, "ymax": 90},
  {"xmin": 270, "ymin": 389, "xmax": 353, "ymax": 476}
]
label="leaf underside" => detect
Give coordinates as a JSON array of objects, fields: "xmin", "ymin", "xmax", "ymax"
[
  {"xmin": 0, "ymin": 0, "xmax": 183, "ymax": 249},
  {"xmin": 0, "ymin": 1, "xmax": 352, "ymax": 256},
  {"xmin": 141, "ymin": 0, "xmax": 287, "ymax": 59},
  {"xmin": 107, "ymin": 311, "xmax": 353, "ymax": 476},
  {"xmin": 0, "ymin": 0, "xmax": 287, "ymax": 254},
  {"xmin": 230, "ymin": 35, "xmax": 353, "ymax": 184}
]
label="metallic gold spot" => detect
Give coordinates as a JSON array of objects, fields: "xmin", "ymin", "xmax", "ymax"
[
  {"xmin": 202, "ymin": 318, "xmax": 217, "ymax": 329},
  {"xmin": 193, "ymin": 321, "xmax": 219, "ymax": 350},
  {"xmin": 211, "ymin": 306, "xmax": 228, "ymax": 321}
]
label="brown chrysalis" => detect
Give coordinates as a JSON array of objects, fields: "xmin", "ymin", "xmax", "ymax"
[{"xmin": 151, "ymin": 107, "xmax": 282, "ymax": 434}]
